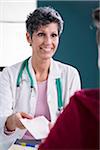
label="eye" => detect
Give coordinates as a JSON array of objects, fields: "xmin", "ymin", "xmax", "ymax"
[
  {"xmin": 37, "ymin": 32, "xmax": 45, "ymax": 37},
  {"xmin": 51, "ymin": 33, "xmax": 58, "ymax": 38}
]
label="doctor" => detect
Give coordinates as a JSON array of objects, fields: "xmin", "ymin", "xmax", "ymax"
[{"xmin": 0, "ymin": 6, "xmax": 81, "ymax": 149}]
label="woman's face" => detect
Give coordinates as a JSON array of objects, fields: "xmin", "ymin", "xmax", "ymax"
[{"xmin": 27, "ymin": 23, "xmax": 59, "ymax": 61}]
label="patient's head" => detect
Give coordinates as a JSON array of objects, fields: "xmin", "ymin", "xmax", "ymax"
[
  {"xmin": 92, "ymin": 7, "xmax": 100, "ymax": 30},
  {"xmin": 92, "ymin": 7, "xmax": 100, "ymax": 68}
]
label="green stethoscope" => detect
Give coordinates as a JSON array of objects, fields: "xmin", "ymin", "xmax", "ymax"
[{"xmin": 16, "ymin": 57, "xmax": 63, "ymax": 113}]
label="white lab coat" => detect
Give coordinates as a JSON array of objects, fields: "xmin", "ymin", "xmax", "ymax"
[{"xmin": 0, "ymin": 57, "xmax": 81, "ymax": 149}]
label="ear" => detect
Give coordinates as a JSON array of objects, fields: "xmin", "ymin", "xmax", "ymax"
[{"xmin": 26, "ymin": 32, "xmax": 32, "ymax": 45}]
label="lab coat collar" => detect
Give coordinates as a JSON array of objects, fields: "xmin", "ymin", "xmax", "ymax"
[
  {"xmin": 28, "ymin": 57, "xmax": 37, "ymax": 88},
  {"xmin": 49, "ymin": 58, "xmax": 61, "ymax": 79}
]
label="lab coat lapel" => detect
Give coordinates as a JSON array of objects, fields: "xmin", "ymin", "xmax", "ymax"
[{"xmin": 47, "ymin": 59, "xmax": 61, "ymax": 123}]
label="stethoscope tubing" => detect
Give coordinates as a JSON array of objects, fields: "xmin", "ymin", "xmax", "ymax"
[{"xmin": 16, "ymin": 58, "xmax": 63, "ymax": 112}]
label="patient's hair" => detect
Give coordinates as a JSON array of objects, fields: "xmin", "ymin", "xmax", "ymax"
[{"xmin": 92, "ymin": 7, "xmax": 100, "ymax": 45}]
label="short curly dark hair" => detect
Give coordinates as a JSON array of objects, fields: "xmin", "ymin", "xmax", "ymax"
[{"xmin": 26, "ymin": 6, "xmax": 64, "ymax": 38}]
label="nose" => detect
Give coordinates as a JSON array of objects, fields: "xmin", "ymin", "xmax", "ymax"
[{"xmin": 44, "ymin": 35, "xmax": 52, "ymax": 45}]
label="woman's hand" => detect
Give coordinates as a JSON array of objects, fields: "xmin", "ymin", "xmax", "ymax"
[{"xmin": 5, "ymin": 112, "xmax": 33, "ymax": 131}]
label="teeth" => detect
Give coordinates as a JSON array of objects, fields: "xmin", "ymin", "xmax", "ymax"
[
  {"xmin": 41, "ymin": 48, "xmax": 51, "ymax": 51},
  {"xmin": 45, "ymin": 49, "xmax": 51, "ymax": 51}
]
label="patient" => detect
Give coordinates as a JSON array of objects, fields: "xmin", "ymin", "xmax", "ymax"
[{"xmin": 38, "ymin": 7, "xmax": 100, "ymax": 150}]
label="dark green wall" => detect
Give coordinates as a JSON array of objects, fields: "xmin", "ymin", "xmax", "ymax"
[{"xmin": 38, "ymin": 1, "xmax": 99, "ymax": 88}]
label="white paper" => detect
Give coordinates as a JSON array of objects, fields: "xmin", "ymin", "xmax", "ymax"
[{"xmin": 20, "ymin": 116, "xmax": 50, "ymax": 139}]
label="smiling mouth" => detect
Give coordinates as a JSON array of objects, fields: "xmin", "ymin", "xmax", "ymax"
[{"xmin": 40, "ymin": 47, "xmax": 52, "ymax": 52}]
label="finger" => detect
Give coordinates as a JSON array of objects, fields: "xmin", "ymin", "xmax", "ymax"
[
  {"xmin": 17, "ymin": 121, "xmax": 25, "ymax": 129},
  {"xmin": 20, "ymin": 112, "xmax": 33, "ymax": 119},
  {"xmin": 49, "ymin": 122, "xmax": 53, "ymax": 130}
]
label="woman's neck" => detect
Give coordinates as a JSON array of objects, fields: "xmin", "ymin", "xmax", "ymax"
[{"xmin": 31, "ymin": 58, "xmax": 50, "ymax": 82}]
